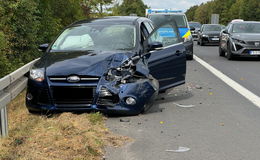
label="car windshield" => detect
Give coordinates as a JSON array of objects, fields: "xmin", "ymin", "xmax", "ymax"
[
  {"xmin": 189, "ymin": 22, "xmax": 201, "ymax": 28},
  {"xmin": 51, "ymin": 24, "xmax": 136, "ymax": 52},
  {"xmin": 232, "ymin": 23, "xmax": 260, "ymax": 33},
  {"xmin": 149, "ymin": 14, "xmax": 187, "ymax": 28},
  {"xmin": 203, "ymin": 25, "xmax": 222, "ymax": 31}
]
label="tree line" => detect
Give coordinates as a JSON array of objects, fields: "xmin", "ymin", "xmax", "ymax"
[
  {"xmin": 186, "ymin": 0, "xmax": 260, "ymax": 25},
  {"xmin": 0, "ymin": 0, "xmax": 147, "ymax": 78}
]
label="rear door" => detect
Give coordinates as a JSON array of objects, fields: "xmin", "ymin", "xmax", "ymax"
[{"xmin": 145, "ymin": 21, "xmax": 186, "ymax": 91}]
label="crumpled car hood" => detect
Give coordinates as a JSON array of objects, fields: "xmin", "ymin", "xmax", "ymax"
[{"xmin": 41, "ymin": 51, "xmax": 135, "ymax": 77}]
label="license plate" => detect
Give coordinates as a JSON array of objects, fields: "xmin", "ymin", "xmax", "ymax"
[
  {"xmin": 250, "ymin": 51, "xmax": 260, "ymax": 55},
  {"xmin": 212, "ymin": 38, "xmax": 219, "ymax": 41}
]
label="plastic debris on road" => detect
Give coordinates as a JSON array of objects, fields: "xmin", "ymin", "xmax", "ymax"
[
  {"xmin": 166, "ymin": 147, "xmax": 190, "ymax": 153},
  {"xmin": 173, "ymin": 103, "xmax": 195, "ymax": 108}
]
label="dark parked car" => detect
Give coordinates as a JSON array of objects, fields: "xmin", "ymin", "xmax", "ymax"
[
  {"xmin": 219, "ymin": 21, "xmax": 260, "ymax": 60},
  {"xmin": 26, "ymin": 16, "xmax": 186, "ymax": 116},
  {"xmin": 197, "ymin": 24, "xmax": 223, "ymax": 46},
  {"xmin": 189, "ymin": 22, "xmax": 202, "ymax": 40}
]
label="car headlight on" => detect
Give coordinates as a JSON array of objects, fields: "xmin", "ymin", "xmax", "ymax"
[
  {"xmin": 30, "ymin": 68, "xmax": 45, "ymax": 82},
  {"xmin": 202, "ymin": 34, "xmax": 209, "ymax": 37},
  {"xmin": 232, "ymin": 38, "xmax": 246, "ymax": 44}
]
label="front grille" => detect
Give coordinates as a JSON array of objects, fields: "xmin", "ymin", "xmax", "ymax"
[
  {"xmin": 49, "ymin": 76, "xmax": 100, "ymax": 83},
  {"xmin": 52, "ymin": 86, "xmax": 95, "ymax": 105},
  {"xmin": 246, "ymin": 41, "xmax": 260, "ymax": 46}
]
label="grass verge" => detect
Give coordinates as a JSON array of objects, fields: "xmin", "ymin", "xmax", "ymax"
[{"xmin": 0, "ymin": 91, "xmax": 130, "ymax": 160}]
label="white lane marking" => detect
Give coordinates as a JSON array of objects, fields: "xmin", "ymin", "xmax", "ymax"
[{"xmin": 194, "ymin": 55, "xmax": 260, "ymax": 108}]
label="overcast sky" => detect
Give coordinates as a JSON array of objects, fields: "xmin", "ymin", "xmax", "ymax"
[{"xmin": 142, "ymin": 0, "xmax": 211, "ymax": 11}]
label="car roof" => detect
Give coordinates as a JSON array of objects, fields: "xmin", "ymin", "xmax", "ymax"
[
  {"xmin": 72, "ymin": 16, "xmax": 148, "ymax": 26},
  {"xmin": 203, "ymin": 24, "xmax": 222, "ymax": 26},
  {"xmin": 149, "ymin": 13, "xmax": 185, "ymax": 16},
  {"xmin": 231, "ymin": 21, "xmax": 260, "ymax": 24}
]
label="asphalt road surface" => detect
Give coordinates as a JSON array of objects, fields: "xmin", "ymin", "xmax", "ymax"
[{"xmin": 105, "ymin": 42, "xmax": 260, "ymax": 160}]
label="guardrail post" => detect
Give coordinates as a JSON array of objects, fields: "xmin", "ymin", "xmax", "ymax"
[{"xmin": 0, "ymin": 105, "xmax": 8, "ymax": 137}]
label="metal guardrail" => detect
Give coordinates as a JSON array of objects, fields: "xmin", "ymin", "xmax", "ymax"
[{"xmin": 0, "ymin": 58, "xmax": 39, "ymax": 137}]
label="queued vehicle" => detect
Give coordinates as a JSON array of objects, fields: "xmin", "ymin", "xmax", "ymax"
[
  {"xmin": 26, "ymin": 16, "xmax": 187, "ymax": 116},
  {"xmin": 219, "ymin": 21, "xmax": 260, "ymax": 60},
  {"xmin": 189, "ymin": 21, "xmax": 202, "ymax": 40},
  {"xmin": 197, "ymin": 24, "xmax": 223, "ymax": 46},
  {"xmin": 146, "ymin": 9, "xmax": 194, "ymax": 60}
]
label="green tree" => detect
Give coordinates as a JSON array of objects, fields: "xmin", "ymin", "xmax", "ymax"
[
  {"xmin": 186, "ymin": 5, "xmax": 199, "ymax": 21},
  {"xmin": 113, "ymin": 0, "xmax": 148, "ymax": 17}
]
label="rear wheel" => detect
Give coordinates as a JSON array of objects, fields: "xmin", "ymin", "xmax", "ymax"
[{"xmin": 186, "ymin": 54, "xmax": 193, "ymax": 60}]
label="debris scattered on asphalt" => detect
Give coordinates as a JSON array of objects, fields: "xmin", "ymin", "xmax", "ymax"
[
  {"xmin": 173, "ymin": 103, "xmax": 195, "ymax": 108},
  {"xmin": 160, "ymin": 121, "xmax": 164, "ymax": 124},
  {"xmin": 240, "ymin": 77, "xmax": 244, "ymax": 81},
  {"xmin": 137, "ymin": 122, "xmax": 142, "ymax": 125},
  {"xmin": 166, "ymin": 147, "xmax": 190, "ymax": 153},
  {"xmin": 195, "ymin": 85, "xmax": 203, "ymax": 89},
  {"xmin": 220, "ymin": 122, "xmax": 225, "ymax": 126},
  {"xmin": 209, "ymin": 92, "xmax": 213, "ymax": 96},
  {"xmin": 120, "ymin": 118, "xmax": 130, "ymax": 122},
  {"xmin": 160, "ymin": 108, "xmax": 165, "ymax": 112}
]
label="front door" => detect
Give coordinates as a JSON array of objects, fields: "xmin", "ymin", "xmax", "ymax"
[{"xmin": 146, "ymin": 22, "xmax": 186, "ymax": 91}]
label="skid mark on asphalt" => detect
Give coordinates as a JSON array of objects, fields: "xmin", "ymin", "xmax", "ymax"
[{"xmin": 194, "ymin": 55, "xmax": 260, "ymax": 108}]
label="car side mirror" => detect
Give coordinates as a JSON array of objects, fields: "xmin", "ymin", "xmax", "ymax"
[
  {"xmin": 148, "ymin": 42, "xmax": 163, "ymax": 51},
  {"xmin": 223, "ymin": 29, "xmax": 228, "ymax": 34},
  {"xmin": 38, "ymin": 43, "xmax": 49, "ymax": 52},
  {"xmin": 190, "ymin": 26, "xmax": 195, "ymax": 31}
]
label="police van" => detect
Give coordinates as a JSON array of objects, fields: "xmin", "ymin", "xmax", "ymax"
[{"xmin": 146, "ymin": 9, "xmax": 193, "ymax": 60}]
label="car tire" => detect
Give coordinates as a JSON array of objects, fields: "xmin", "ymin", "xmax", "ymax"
[
  {"xmin": 219, "ymin": 45, "xmax": 225, "ymax": 57},
  {"xmin": 187, "ymin": 54, "xmax": 193, "ymax": 60},
  {"xmin": 197, "ymin": 40, "xmax": 200, "ymax": 45},
  {"xmin": 200, "ymin": 39, "xmax": 204, "ymax": 46},
  {"xmin": 226, "ymin": 43, "xmax": 234, "ymax": 60}
]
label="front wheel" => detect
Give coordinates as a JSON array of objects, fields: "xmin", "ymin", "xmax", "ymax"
[
  {"xmin": 226, "ymin": 43, "xmax": 234, "ymax": 60},
  {"xmin": 219, "ymin": 45, "xmax": 225, "ymax": 57}
]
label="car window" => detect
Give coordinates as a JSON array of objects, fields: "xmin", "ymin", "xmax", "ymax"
[
  {"xmin": 144, "ymin": 22, "xmax": 153, "ymax": 34},
  {"xmin": 148, "ymin": 24, "xmax": 180, "ymax": 47},
  {"xmin": 189, "ymin": 22, "xmax": 201, "ymax": 28},
  {"xmin": 203, "ymin": 25, "xmax": 222, "ymax": 31},
  {"xmin": 232, "ymin": 23, "xmax": 260, "ymax": 33},
  {"xmin": 149, "ymin": 14, "xmax": 187, "ymax": 28},
  {"xmin": 51, "ymin": 24, "xmax": 136, "ymax": 52}
]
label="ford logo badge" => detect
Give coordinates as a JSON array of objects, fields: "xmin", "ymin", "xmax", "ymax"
[{"xmin": 67, "ymin": 76, "xmax": 80, "ymax": 83}]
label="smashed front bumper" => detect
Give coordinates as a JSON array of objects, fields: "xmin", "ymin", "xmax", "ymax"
[{"xmin": 26, "ymin": 77, "xmax": 159, "ymax": 115}]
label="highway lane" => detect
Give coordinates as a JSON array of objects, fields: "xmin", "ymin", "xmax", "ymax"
[
  {"xmin": 105, "ymin": 55, "xmax": 260, "ymax": 160},
  {"xmin": 194, "ymin": 42, "xmax": 260, "ymax": 97}
]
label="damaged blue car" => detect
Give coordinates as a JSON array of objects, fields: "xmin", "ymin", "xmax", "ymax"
[{"xmin": 26, "ymin": 16, "xmax": 186, "ymax": 115}]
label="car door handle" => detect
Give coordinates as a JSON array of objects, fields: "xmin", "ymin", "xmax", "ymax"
[{"xmin": 176, "ymin": 50, "xmax": 181, "ymax": 56}]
